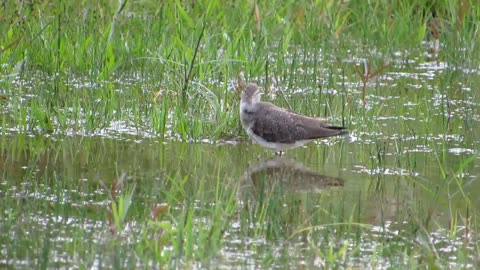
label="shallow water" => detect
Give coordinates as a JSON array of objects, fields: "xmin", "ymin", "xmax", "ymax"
[
  {"xmin": 1, "ymin": 126, "xmax": 479, "ymax": 268},
  {"xmin": 1, "ymin": 39, "xmax": 480, "ymax": 269}
]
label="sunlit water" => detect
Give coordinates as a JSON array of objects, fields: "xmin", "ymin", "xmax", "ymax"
[{"xmin": 1, "ymin": 46, "xmax": 480, "ymax": 269}]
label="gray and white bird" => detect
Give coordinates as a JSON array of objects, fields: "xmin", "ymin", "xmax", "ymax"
[{"xmin": 240, "ymin": 83, "xmax": 348, "ymax": 155}]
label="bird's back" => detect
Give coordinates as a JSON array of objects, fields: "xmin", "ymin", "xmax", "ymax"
[{"xmin": 252, "ymin": 102, "xmax": 347, "ymax": 143}]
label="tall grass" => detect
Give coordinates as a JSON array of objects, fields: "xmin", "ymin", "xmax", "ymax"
[{"xmin": 1, "ymin": 0, "xmax": 479, "ymax": 139}]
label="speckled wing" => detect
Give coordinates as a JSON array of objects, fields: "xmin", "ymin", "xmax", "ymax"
[{"xmin": 251, "ymin": 102, "xmax": 347, "ymax": 143}]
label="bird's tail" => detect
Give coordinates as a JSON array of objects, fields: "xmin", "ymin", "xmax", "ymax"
[{"xmin": 324, "ymin": 125, "xmax": 349, "ymax": 136}]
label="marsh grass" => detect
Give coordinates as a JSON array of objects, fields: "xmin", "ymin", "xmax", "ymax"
[
  {"xmin": 1, "ymin": 0, "xmax": 480, "ymax": 269},
  {"xmin": 1, "ymin": 0, "xmax": 479, "ymax": 139}
]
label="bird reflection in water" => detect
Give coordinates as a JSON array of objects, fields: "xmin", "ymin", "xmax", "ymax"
[{"xmin": 239, "ymin": 156, "xmax": 345, "ymax": 196}]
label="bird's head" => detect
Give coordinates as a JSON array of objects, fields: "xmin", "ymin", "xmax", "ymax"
[{"xmin": 241, "ymin": 83, "xmax": 262, "ymax": 104}]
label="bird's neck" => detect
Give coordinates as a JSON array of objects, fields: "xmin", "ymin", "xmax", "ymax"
[{"xmin": 240, "ymin": 99, "xmax": 258, "ymax": 113}]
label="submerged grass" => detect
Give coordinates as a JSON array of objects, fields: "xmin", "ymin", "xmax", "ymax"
[{"xmin": 1, "ymin": 133, "xmax": 479, "ymax": 268}]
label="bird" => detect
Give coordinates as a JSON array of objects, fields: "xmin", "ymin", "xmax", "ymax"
[{"xmin": 240, "ymin": 83, "xmax": 348, "ymax": 155}]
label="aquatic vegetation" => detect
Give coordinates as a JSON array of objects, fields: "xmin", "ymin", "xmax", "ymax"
[{"xmin": 0, "ymin": 0, "xmax": 479, "ymax": 269}]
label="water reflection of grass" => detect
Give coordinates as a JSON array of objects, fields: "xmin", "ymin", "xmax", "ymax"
[
  {"xmin": 1, "ymin": 134, "xmax": 479, "ymax": 268},
  {"xmin": 1, "ymin": 0, "xmax": 479, "ymax": 269}
]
